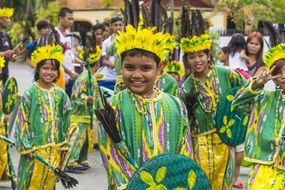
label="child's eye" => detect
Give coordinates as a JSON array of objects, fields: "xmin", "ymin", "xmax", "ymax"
[
  {"xmin": 142, "ymin": 66, "xmax": 152, "ymax": 71},
  {"xmin": 124, "ymin": 64, "xmax": 135, "ymax": 71}
]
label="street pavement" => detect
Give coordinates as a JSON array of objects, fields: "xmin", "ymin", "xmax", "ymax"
[{"xmin": 0, "ymin": 62, "xmax": 249, "ymax": 189}]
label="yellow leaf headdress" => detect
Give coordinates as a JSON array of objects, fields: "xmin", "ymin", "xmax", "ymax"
[
  {"xmin": 264, "ymin": 43, "xmax": 285, "ymax": 71},
  {"xmin": 180, "ymin": 34, "xmax": 212, "ymax": 53},
  {"xmin": 163, "ymin": 60, "xmax": 185, "ymax": 79},
  {"xmin": 0, "ymin": 56, "xmax": 4, "ymax": 69},
  {"xmin": 31, "ymin": 45, "xmax": 64, "ymax": 68},
  {"xmin": 78, "ymin": 46, "xmax": 102, "ymax": 64},
  {"xmin": 0, "ymin": 7, "xmax": 13, "ymax": 17},
  {"xmin": 115, "ymin": 25, "xmax": 176, "ymax": 61}
]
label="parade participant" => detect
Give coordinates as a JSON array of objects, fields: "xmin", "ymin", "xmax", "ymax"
[
  {"xmin": 14, "ymin": 43, "xmax": 71, "ymax": 190},
  {"xmin": 232, "ymin": 31, "xmax": 265, "ymax": 189},
  {"xmin": 55, "ymin": 7, "xmax": 77, "ymax": 95},
  {"xmin": 163, "ymin": 60, "xmax": 185, "ymax": 86},
  {"xmin": 67, "ymin": 46, "xmax": 101, "ymax": 172},
  {"xmin": 232, "ymin": 43, "xmax": 285, "ymax": 190},
  {"xmin": 180, "ymin": 33, "xmax": 247, "ymax": 189},
  {"xmin": 0, "ymin": 56, "xmax": 16, "ymax": 188},
  {"xmin": 0, "ymin": 4, "xmax": 15, "ymax": 84},
  {"xmin": 97, "ymin": 25, "xmax": 193, "ymax": 189}
]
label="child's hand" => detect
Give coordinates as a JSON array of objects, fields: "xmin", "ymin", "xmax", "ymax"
[
  {"xmin": 252, "ymin": 66, "xmax": 279, "ymax": 90},
  {"xmin": 4, "ymin": 115, "xmax": 9, "ymax": 122},
  {"xmin": 87, "ymin": 96, "xmax": 94, "ymax": 103}
]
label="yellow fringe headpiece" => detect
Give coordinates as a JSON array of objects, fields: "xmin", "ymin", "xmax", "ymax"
[
  {"xmin": 164, "ymin": 60, "xmax": 185, "ymax": 79},
  {"xmin": 264, "ymin": 43, "xmax": 285, "ymax": 71},
  {"xmin": 31, "ymin": 45, "xmax": 64, "ymax": 67},
  {"xmin": 115, "ymin": 25, "xmax": 176, "ymax": 61},
  {"xmin": 78, "ymin": 46, "xmax": 102, "ymax": 64},
  {"xmin": 0, "ymin": 56, "xmax": 4, "ymax": 69},
  {"xmin": 0, "ymin": 7, "xmax": 13, "ymax": 17},
  {"xmin": 180, "ymin": 34, "xmax": 212, "ymax": 53}
]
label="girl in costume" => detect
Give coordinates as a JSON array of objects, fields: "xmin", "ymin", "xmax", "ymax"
[
  {"xmin": 232, "ymin": 43, "xmax": 285, "ymax": 190},
  {"xmin": 0, "ymin": 56, "xmax": 16, "ymax": 187},
  {"xmin": 67, "ymin": 46, "xmax": 101, "ymax": 171},
  {"xmin": 14, "ymin": 44, "xmax": 71, "ymax": 190},
  {"xmin": 97, "ymin": 25, "xmax": 193, "ymax": 190},
  {"xmin": 180, "ymin": 33, "xmax": 247, "ymax": 190},
  {"xmin": 163, "ymin": 60, "xmax": 185, "ymax": 86}
]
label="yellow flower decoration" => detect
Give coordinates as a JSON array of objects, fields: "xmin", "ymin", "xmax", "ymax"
[
  {"xmin": 263, "ymin": 43, "xmax": 285, "ymax": 71},
  {"xmin": 0, "ymin": 7, "xmax": 13, "ymax": 18},
  {"xmin": 180, "ymin": 34, "xmax": 212, "ymax": 53},
  {"xmin": 115, "ymin": 25, "xmax": 176, "ymax": 61},
  {"xmin": 78, "ymin": 46, "xmax": 102, "ymax": 64},
  {"xmin": 163, "ymin": 60, "xmax": 185, "ymax": 79},
  {"xmin": 0, "ymin": 56, "xmax": 5, "ymax": 69},
  {"xmin": 139, "ymin": 167, "xmax": 167, "ymax": 190},
  {"xmin": 31, "ymin": 45, "xmax": 64, "ymax": 67},
  {"xmin": 219, "ymin": 116, "xmax": 235, "ymax": 138}
]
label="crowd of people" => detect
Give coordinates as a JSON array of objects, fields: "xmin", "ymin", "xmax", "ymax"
[{"xmin": 0, "ymin": 2, "xmax": 284, "ymax": 190}]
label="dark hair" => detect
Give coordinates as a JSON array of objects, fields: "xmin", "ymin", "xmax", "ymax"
[
  {"xmin": 103, "ymin": 22, "xmax": 110, "ymax": 27},
  {"xmin": 272, "ymin": 59, "xmax": 285, "ymax": 76},
  {"xmin": 58, "ymin": 7, "xmax": 73, "ymax": 19},
  {"xmin": 245, "ymin": 32, "xmax": 264, "ymax": 71},
  {"xmin": 121, "ymin": 48, "xmax": 161, "ymax": 65},
  {"xmin": 228, "ymin": 33, "xmax": 246, "ymax": 56},
  {"xmin": 93, "ymin": 23, "xmax": 105, "ymax": 32},
  {"xmin": 36, "ymin": 20, "xmax": 50, "ymax": 31},
  {"xmin": 34, "ymin": 59, "xmax": 60, "ymax": 82},
  {"xmin": 221, "ymin": 46, "xmax": 230, "ymax": 54},
  {"xmin": 111, "ymin": 16, "xmax": 123, "ymax": 24}
]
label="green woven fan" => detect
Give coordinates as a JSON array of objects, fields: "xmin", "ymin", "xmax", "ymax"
[
  {"xmin": 3, "ymin": 77, "xmax": 18, "ymax": 114},
  {"xmin": 215, "ymin": 87, "xmax": 249, "ymax": 146},
  {"xmin": 127, "ymin": 153, "xmax": 211, "ymax": 190}
]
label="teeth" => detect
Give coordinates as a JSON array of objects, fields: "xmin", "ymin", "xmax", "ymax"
[{"xmin": 133, "ymin": 81, "xmax": 142, "ymax": 84}]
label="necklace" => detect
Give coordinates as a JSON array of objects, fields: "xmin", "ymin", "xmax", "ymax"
[
  {"xmin": 192, "ymin": 68, "xmax": 221, "ymax": 113},
  {"xmin": 35, "ymin": 82, "xmax": 59, "ymax": 122}
]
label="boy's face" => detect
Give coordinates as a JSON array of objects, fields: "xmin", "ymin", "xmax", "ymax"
[
  {"xmin": 273, "ymin": 62, "xmax": 285, "ymax": 90},
  {"xmin": 219, "ymin": 51, "xmax": 228, "ymax": 63},
  {"xmin": 186, "ymin": 51, "xmax": 209, "ymax": 75},
  {"xmin": 122, "ymin": 55, "xmax": 160, "ymax": 97},
  {"xmin": 94, "ymin": 29, "xmax": 104, "ymax": 44},
  {"xmin": 0, "ymin": 17, "xmax": 11, "ymax": 29},
  {"xmin": 112, "ymin": 20, "xmax": 123, "ymax": 34},
  {"xmin": 60, "ymin": 13, "xmax": 74, "ymax": 30}
]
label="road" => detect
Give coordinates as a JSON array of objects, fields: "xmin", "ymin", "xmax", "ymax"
[{"xmin": 0, "ymin": 62, "xmax": 249, "ymax": 190}]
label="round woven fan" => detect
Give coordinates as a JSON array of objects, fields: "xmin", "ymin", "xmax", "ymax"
[
  {"xmin": 215, "ymin": 87, "xmax": 249, "ymax": 146},
  {"xmin": 127, "ymin": 153, "xmax": 211, "ymax": 190}
]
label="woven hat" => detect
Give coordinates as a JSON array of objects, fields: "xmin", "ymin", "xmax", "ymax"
[
  {"xmin": 215, "ymin": 87, "xmax": 249, "ymax": 146},
  {"xmin": 126, "ymin": 153, "xmax": 211, "ymax": 190}
]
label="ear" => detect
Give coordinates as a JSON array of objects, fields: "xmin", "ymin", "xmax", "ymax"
[{"xmin": 156, "ymin": 62, "xmax": 164, "ymax": 75}]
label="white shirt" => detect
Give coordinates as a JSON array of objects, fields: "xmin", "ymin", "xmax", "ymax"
[
  {"xmin": 229, "ymin": 52, "xmax": 248, "ymax": 71},
  {"xmin": 55, "ymin": 27, "xmax": 74, "ymax": 81}
]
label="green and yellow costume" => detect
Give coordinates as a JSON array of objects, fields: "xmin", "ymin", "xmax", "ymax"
[
  {"xmin": 180, "ymin": 32, "xmax": 248, "ymax": 189},
  {"xmin": 232, "ymin": 43, "xmax": 285, "ymax": 190},
  {"xmin": 68, "ymin": 69, "xmax": 100, "ymax": 167},
  {"xmin": 99, "ymin": 89, "xmax": 193, "ymax": 189}
]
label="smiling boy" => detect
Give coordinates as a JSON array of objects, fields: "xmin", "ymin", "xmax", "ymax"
[{"xmin": 98, "ymin": 25, "xmax": 193, "ymax": 189}]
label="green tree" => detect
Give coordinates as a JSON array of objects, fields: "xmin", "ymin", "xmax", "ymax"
[
  {"xmin": 8, "ymin": 0, "xmax": 60, "ymax": 45},
  {"xmin": 215, "ymin": 0, "xmax": 285, "ymax": 30}
]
